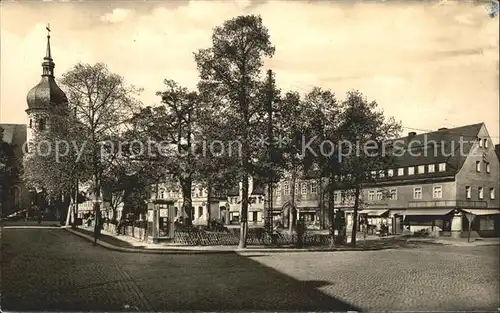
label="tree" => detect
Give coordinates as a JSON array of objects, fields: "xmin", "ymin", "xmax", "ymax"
[
  {"xmin": 194, "ymin": 15, "xmax": 275, "ymax": 248},
  {"xmin": 22, "ymin": 106, "xmax": 91, "ymax": 222},
  {"xmin": 60, "ymin": 62, "xmax": 142, "ymax": 229},
  {"xmin": 0, "ymin": 127, "xmax": 16, "ymax": 215},
  {"xmin": 302, "ymin": 88, "xmax": 342, "ymax": 240},
  {"xmin": 337, "ymin": 90, "xmax": 402, "ymax": 246},
  {"xmin": 130, "ymin": 79, "xmax": 201, "ymax": 225}
]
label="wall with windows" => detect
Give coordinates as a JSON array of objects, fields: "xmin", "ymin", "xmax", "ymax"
[
  {"xmin": 362, "ymin": 181, "xmax": 456, "ymax": 208},
  {"xmin": 455, "ymin": 126, "xmax": 500, "ymax": 209}
]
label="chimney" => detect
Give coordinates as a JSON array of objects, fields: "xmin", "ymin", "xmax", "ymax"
[
  {"xmin": 408, "ymin": 132, "xmax": 416, "ymax": 137},
  {"xmin": 438, "ymin": 127, "xmax": 448, "ymax": 131}
]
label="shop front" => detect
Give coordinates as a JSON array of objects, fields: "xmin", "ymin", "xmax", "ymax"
[{"xmin": 460, "ymin": 209, "xmax": 500, "ymax": 238}]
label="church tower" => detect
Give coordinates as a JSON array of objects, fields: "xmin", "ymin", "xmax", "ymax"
[{"xmin": 25, "ymin": 25, "xmax": 68, "ymax": 148}]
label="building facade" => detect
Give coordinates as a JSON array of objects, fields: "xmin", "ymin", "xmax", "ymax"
[
  {"xmin": 0, "ymin": 124, "xmax": 30, "ymax": 216},
  {"xmin": 270, "ymin": 124, "xmax": 500, "ymax": 236}
]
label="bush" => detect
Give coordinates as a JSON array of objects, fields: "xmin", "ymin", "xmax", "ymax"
[
  {"xmin": 134, "ymin": 220, "xmax": 147, "ymax": 229},
  {"xmin": 414, "ymin": 228, "xmax": 430, "ymax": 238}
]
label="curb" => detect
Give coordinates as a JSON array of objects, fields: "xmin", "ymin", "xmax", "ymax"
[{"xmin": 64, "ymin": 228, "xmax": 397, "ymax": 254}]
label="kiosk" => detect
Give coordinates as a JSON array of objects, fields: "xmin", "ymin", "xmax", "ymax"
[{"xmin": 147, "ymin": 199, "xmax": 176, "ymax": 243}]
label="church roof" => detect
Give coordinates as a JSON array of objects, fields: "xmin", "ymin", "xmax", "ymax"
[{"xmin": 26, "ymin": 27, "xmax": 68, "ymax": 111}]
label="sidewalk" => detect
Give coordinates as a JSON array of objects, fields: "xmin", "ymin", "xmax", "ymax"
[
  {"xmin": 407, "ymin": 236, "xmax": 500, "ymax": 247},
  {"xmin": 65, "ymin": 226, "xmax": 407, "ymax": 254}
]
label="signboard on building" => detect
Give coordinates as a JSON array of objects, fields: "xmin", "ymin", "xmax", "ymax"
[{"xmin": 160, "ymin": 209, "xmax": 168, "ymax": 217}]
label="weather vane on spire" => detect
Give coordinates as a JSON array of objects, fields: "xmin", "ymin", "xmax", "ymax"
[{"xmin": 46, "ymin": 23, "xmax": 51, "ymax": 36}]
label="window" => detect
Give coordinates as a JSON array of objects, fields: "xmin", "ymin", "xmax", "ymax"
[
  {"xmin": 371, "ymin": 171, "xmax": 377, "ymax": 178},
  {"xmin": 310, "ymin": 181, "xmax": 318, "ymax": 194},
  {"xmin": 478, "ymin": 138, "xmax": 483, "ymax": 147},
  {"xmin": 379, "ymin": 170, "xmax": 385, "ymax": 178},
  {"xmin": 465, "ymin": 186, "xmax": 471, "ymax": 199},
  {"xmin": 388, "ymin": 169, "xmax": 394, "ymax": 177},
  {"xmin": 341, "ymin": 191, "xmax": 346, "ymax": 202},
  {"xmin": 476, "ymin": 161, "xmax": 481, "ymax": 172},
  {"xmin": 376, "ymin": 190, "xmax": 383, "ymax": 200},
  {"xmin": 283, "ymin": 183, "xmax": 290, "ymax": 195},
  {"xmin": 483, "ymin": 139, "xmax": 488, "ymax": 148},
  {"xmin": 418, "ymin": 165, "xmax": 425, "ymax": 174},
  {"xmin": 433, "ymin": 185, "xmax": 442, "ymax": 199},
  {"xmin": 490, "ymin": 188, "xmax": 495, "ymax": 200},
  {"xmin": 413, "ymin": 187, "xmax": 422, "ymax": 199},
  {"xmin": 368, "ymin": 190, "xmax": 375, "ymax": 200},
  {"xmin": 334, "ymin": 192, "xmax": 339, "ymax": 203},
  {"xmin": 428, "ymin": 164, "xmax": 435, "ymax": 173},
  {"xmin": 408, "ymin": 167, "xmax": 415, "ymax": 175},
  {"xmin": 486, "ymin": 162, "xmax": 490, "ymax": 173},
  {"xmin": 301, "ymin": 183, "xmax": 308, "ymax": 195},
  {"xmin": 438, "ymin": 163, "xmax": 446, "ymax": 172},
  {"xmin": 159, "ymin": 189, "xmax": 165, "ymax": 199},
  {"xmin": 478, "ymin": 187, "xmax": 484, "ymax": 200},
  {"xmin": 294, "ymin": 183, "xmax": 299, "ymax": 195},
  {"xmin": 389, "ymin": 189, "xmax": 397, "ymax": 200},
  {"xmin": 274, "ymin": 186, "xmax": 281, "ymax": 196},
  {"xmin": 398, "ymin": 168, "xmax": 404, "ymax": 176},
  {"xmin": 29, "ymin": 119, "xmax": 32, "ymax": 128},
  {"xmin": 198, "ymin": 207, "xmax": 203, "ymax": 217},
  {"xmin": 38, "ymin": 119, "xmax": 45, "ymax": 131}
]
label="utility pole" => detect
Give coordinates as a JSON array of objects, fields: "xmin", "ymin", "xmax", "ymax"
[{"xmin": 266, "ymin": 69, "xmax": 274, "ymax": 232}]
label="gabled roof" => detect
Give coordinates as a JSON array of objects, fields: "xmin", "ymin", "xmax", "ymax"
[
  {"xmin": 251, "ymin": 177, "xmax": 266, "ymax": 195},
  {"xmin": 389, "ymin": 123, "xmax": 483, "ymax": 170},
  {"xmin": 289, "ymin": 123, "xmax": 484, "ymax": 183}
]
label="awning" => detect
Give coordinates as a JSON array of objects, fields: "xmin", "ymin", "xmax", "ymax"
[
  {"xmin": 359, "ymin": 210, "xmax": 389, "ymax": 216},
  {"xmin": 402, "ymin": 208, "xmax": 454, "ymax": 216},
  {"xmin": 461, "ymin": 209, "xmax": 500, "ymax": 216}
]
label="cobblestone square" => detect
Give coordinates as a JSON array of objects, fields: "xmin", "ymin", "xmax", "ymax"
[{"xmin": 2, "ymin": 226, "xmax": 498, "ymax": 311}]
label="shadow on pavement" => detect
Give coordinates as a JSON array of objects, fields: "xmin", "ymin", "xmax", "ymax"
[{"xmin": 1, "ymin": 225, "xmax": 362, "ymax": 312}]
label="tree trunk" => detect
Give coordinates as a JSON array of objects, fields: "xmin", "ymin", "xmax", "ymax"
[
  {"xmin": 328, "ymin": 174, "xmax": 336, "ymax": 243},
  {"xmin": 180, "ymin": 179, "xmax": 193, "ymax": 225},
  {"xmin": 238, "ymin": 171, "xmax": 249, "ymax": 249},
  {"xmin": 351, "ymin": 185, "xmax": 361, "ymax": 246},
  {"xmin": 289, "ymin": 172, "xmax": 297, "ymax": 233},
  {"xmin": 318, "ymin": 177, "xmax": 324, "ymax": 229},
  {"xmin": 206, "ymin": 181, "xmax": 212, "ymax": 229}
]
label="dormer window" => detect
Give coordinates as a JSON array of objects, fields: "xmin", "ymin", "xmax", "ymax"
[
  {"xmin": 398, "ymin": 168, "xmax": 404, "ymax": 176},
  {"xmin": 378, "ymin": 170, "xmax": 385, "ymax": 178},
  {"xmin": 418, "ymin": 165, "xmax": 425, "ymax": 174},
  {"xmin": 476, "ymin": 161, "xmax": 481, "ymax": 172},
  {"xmin": 408, "ymin": 167, "xmax": 415, "ymax": 175},
  {"xmin": 478, "ymin": 138, "xmax": 483, "ymax": 147},
  {"xmin": 428, "ymin": 164, "xmax": 435, "ymax": 173},
  {"xmin": 483, "ymin": 139, "xmax": 488, "ymax": 148},
  {"xmin": 438, "ymin": 163, "xmax": 446, "ymax": 172},
  {"xmin": 387, "ymin": 169, "xmax": 394, "ymax": 177}
]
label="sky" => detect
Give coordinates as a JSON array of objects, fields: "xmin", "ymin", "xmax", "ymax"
[{"xmin": 1, "ymin": 0, "xmax": 499, "ymax": 143}]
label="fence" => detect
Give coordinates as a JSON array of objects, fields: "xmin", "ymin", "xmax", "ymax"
[{"xmin": 100, "ymin": 222, "xmax": 330, "ymax": 246}]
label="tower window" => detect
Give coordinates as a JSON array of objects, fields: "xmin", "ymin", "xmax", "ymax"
[
  {"xmin": 38, "ymin": 119, "xmax": 45, "ymax": 131},
  {"xmin": 29, "ymin": 119, "xmax": 33, "ymax": 128}
]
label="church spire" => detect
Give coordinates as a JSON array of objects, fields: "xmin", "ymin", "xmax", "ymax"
[{"xmin": 42, "ymin": 23, "xmax": 55, "ymax": 77}]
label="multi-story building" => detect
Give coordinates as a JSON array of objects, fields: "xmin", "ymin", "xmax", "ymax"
[
  {"xmin": 225, "ymin": 176, "xmax": 266, "ymax": 226},
  {"xmin": 271, "ymin": 123, "xmax": 500, "ymax": 237},
  {"xmin": 0, "ymin": 124, "xmax": 30, "ymax": 216},
  {"xmin": 151, "ymin": 181, "xmax": 227, "ymax": 226}
]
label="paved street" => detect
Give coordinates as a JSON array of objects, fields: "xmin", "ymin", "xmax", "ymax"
[{"xmin": 1, "ymin": 224, "xmax": 499, "ymax": 312}]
